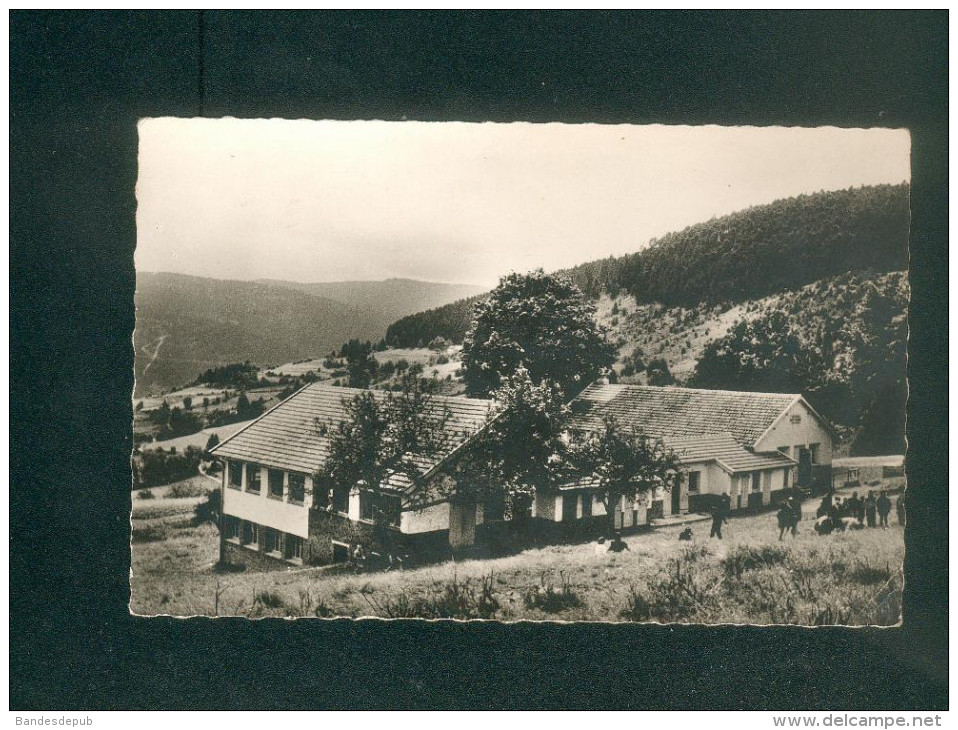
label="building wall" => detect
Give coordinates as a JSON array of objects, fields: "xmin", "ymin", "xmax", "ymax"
[
  {"xmin": 535, "ymin": 492, "xmax": 559, "ymax": 522},
  {"xmin": 755, "ymin": 399, "xmax": 833, "ymax": 464},
  {"xmin": 221, "ymin": 538, "xmax": 301, "ymax": 571},
  {"xmin": 221, "ymin": 461, "xmax": 311, "ymax": 538},
  {"xmin": 449, "ymin": 500, "xmax": 477, "ymax": 548},
  {"xmin": 401, "ymin": 502, "xmax": 450, "ymax": 534}
]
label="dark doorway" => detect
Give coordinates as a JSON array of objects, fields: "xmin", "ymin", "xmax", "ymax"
[
  {"xmin": 671, "ymin": 483, "xmax": 682, "ymax": 515},
  {"xmin": 798, "ymin": 448, "xmax": 812, "ymax": 486},
  {"xmin": 332, "ymin": 542, "xmax": 349, "ymax": 563}
]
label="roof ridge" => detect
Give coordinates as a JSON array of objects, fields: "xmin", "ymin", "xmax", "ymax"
[
  {"xmin": 602, "ymin": 384, "xmax": 799, "ymax": 400},
  {"xmin": 306, "ymin": 382, "xmax": 494, "ymax": 406}
]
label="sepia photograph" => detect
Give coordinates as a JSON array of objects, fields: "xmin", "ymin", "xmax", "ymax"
[{"xmin": 130, "ymin": 119, "xmax": 910, "ymax": 624}]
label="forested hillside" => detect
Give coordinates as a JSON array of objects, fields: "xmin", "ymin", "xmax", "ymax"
[
  {"xmin": 384, "ymin": 184, "xmax": 909, "ymax": 348},
  {"xmin": 596, "ymin": 271, "xmax": 908, "ymax": 455}
]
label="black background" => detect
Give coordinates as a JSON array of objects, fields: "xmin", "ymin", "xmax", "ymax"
[{"xmin": 10, "ymin": 11, "xmax": 948, "ymax": 710}]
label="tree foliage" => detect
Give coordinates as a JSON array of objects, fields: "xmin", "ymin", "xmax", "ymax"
[
  {"xmin": 455, "ymin": 368, "xmax": 570, "ymax": 516},
  {"xmin": 315, "ymin": 376, "xmax": 455, "ymax": 516},
  {"xmin": 567, "ymin": 414, "xmax": 683, "ymax": 537},
  {"xmin": 689, "ymin": 272, "xmax": 908, "ymax": 455},
  {"xmin": 461, "ymin": 270, "xmax": 615, "ymax": 398},
  {"xmin": 691, "ymin": 311, "xmax": 819, "ymax": 394}
]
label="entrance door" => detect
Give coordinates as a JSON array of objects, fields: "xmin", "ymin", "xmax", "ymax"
[
  {"xmin": 671, "ymin": 483, "xmax": 682, "ymax": 515},
  {"xmin": 797, "ymin": 448, "xmax": 812, "ymax": 487}
]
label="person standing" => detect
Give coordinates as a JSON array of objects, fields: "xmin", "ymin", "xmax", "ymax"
[
  {"xmin": 777, "ymin": 503, "xmax": 793, "ymax": 541},
  {"xmin": 710, "ymin": 500, "xmax": 728, "ymax": 540},
  {"xmin": 865, "ymin": 491, "xmax": 877, "ymax": 528},
  {"xmin": 877, "ymin": 491, "xmax": 892, "ymax": 529},
  {"xmin": 788, "ymin": 495, "xmax": 802, "ymax": 536}
]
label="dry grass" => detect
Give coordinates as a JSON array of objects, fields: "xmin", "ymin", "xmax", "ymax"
[{"xmin": 131, "ymin": 500, "xmax": 904, "ymax": 624}]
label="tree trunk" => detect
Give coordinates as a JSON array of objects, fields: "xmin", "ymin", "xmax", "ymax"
[{"xmin": 605, "ymin": 495, "xmax": 617, "ymax": 539}]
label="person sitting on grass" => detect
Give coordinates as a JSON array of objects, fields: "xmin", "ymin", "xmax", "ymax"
[
  {"xmin": 594, "ymin": 536, "xmax": 608, "ymax": 555},
  {"xmin": 608, "ymin": 532, "xmax": 630, "ymax": 552}
]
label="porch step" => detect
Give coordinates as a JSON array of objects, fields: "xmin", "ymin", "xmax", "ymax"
[{"xmin": 650, "ymin": 513, "xmax": 711, "ymax": 528}]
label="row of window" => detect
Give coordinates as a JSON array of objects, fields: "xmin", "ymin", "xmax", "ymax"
[
  {"xmin": 222, "ymin": 516, "xmax": 303, "ymax": 563},
  {"xmin": 227, "ymin": 462, "xmax": 306, "ymax": 504},
  {"xmin": 226, "ymin": 461, "xmax": 403, "ymax": 527}
]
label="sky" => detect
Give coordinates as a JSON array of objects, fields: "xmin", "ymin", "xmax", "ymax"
[{"xmin": 136, "ymin": 120, "xmax": 910, "ymax": 288}]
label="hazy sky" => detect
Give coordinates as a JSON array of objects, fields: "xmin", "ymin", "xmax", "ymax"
[{"xmin": 136, "ymin": 120, "xmax": 909, "ymax": 288}]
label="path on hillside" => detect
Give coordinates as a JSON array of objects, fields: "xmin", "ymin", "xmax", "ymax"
[{"xmin": 140, "ymin": 333, "xmax": 168, "ymax": 376}]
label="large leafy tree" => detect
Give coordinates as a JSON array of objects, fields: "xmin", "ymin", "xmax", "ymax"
[
  {"xmin": 461, "ymin": 270, "xmax": 616, "ymax": 398},
  {"xmin": 315, "ymin": 376, "xmax": 454, "ymax": 526},
  {"xmin": 691, "ymin": 310, "xmax": 820, "ymax": 393},
  {"xmin": 454, "ymin": 367, "xmax": 570, "ymax": 520},
  {"xmin": 567, "ymin": 414, "xmax": 683, "ymax": 538}
]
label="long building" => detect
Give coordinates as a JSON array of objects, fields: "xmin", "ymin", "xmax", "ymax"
[{"xmin": 211, "ymin": 382, "xmax": 834, "ymax": 569}]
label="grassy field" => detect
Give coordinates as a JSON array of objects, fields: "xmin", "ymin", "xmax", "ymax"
[{"xmin": 131, "ymin": 490, "xmax": 904, "ymax": 625}]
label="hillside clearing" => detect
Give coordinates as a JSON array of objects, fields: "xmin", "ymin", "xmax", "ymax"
[{"xmin": 131, "ymin": 489, "xmax": 903, "ymax": 625}]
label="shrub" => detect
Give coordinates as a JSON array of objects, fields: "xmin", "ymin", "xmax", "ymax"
[
  {"xmin": 620, "ymin": 586, "xmax": 653, "ymax": 621},
  {"xmin": 131, "ymin": 523, "xmax": 169, "ymax": 543},
  {"xmin": 849, "ymin": 560, "xmax": 891, "ymax": 586},
  {"xmin": 362, "ymin": 573, "xmax": 500, "ymax": 619},
  {"xmin": 193, "ymin": 489, "xmax": 221, "ymax": 526},
  {"xmin": 524, "ymin": 572, "xmax": 584, "ymax": 613},
  {"xmin": 254, "ymin": 590, "xmax": 286, "ymax": 610},
  {"xmin": 168, "ymin": 480, "xmax": 206, "ymax": 499},
  {"xmin": 722, "ymin": 544, "xmax": 788, "ymax": 578}
]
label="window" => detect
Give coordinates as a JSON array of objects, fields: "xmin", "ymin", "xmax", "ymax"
[
  {"xmin": 241, "ymin": 520, "xmax": 258, "ymax": 548},
  {"xmin": 285, "ymin": 535, "xmax": 303, "ymax": 562},
  {"xmin": 381, "ymin": 495, "xmax": 401, "ymax": 526},
  {"xmin": 581, "ymin": 494, "xmax": 592, "ymax": 518},
  {"xmin": 790, "ymin": 414, "xmax": 802, "ymax": 425},
  {"xmin": 751, "ymin": 472, "xmax": 761, "ymax": 492},
  {"xmin": 228, "ymin": 462, "xmax": 243, "ymax": 489},
  {"xmin": 332, "ymin": 486, "xmax": 349, "ymax": 514},
  {"xmin": 687, "ymin": 471, "xmax": 701, "ymax": 493},
  {"xmin": 268, "ymin": 469, "xmax": 284, "ymax": 500},
  {"xmin": 246, "ymin": 465, "xmax": 261, "ymax": 494},
  {"xmin": 263, "ymin": 528, "xmax": 281, "ymax": 554},
  {"xmin": 809, "ymin": 443, "xmax": 821, "ymax": 464},
  {"xmin": 288, "ymin": 473, "xmax": 306, "ymax": 504},
  {"xmin": 359, "ymin": 491, "xmax": 376, "ymax": 521},
  {"xmin": 223, "ymin": 515, "xmax": 240, "ymax": 541}
]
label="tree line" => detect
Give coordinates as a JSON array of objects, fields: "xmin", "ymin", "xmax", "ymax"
[{"xmin": 381, "ymin": 184, "xmax": 909, "ymax": 347}]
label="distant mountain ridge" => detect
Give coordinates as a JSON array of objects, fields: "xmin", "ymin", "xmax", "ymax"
[
  {"xmin": 256, "ymin": 277, "xmax": 485, "ymax": 323},
  {"xmin": 134, "ymin": 272, "xmax": 482, "ymax": 395}
]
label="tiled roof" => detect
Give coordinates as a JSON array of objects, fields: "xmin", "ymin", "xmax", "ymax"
[
  {"xmin": 568, "ymin": 383, "xmax": 798, "ymax": 447},
  {"xmin": 211, "ymin": 384, "xmax": 493, "ymax": 487},
  {"xmin": 666, "ymin": 433, "xmax": 795, "ymax": 474}
]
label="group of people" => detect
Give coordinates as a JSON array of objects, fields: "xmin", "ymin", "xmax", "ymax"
[
  {"xmin": 813, "ymin": 489, "xmax": 904, "ymax": 535},
  {"xmin": 346, "ymin": 542, "xmax": 406, "ymax": 572}
]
